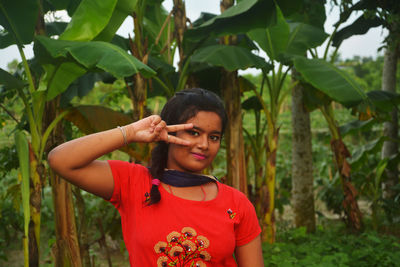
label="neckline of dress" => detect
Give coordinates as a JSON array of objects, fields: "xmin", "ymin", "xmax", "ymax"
[{"xmin": 159, "ymin": 181, "xmax": 222, "ymax": 204}]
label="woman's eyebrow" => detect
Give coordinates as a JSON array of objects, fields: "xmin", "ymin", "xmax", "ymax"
[{"xmin": 192, "ymin": 125, "xmax": 222, "ymax": 135}]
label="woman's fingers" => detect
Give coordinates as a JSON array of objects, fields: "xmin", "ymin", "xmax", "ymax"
[
  {"xmin": 166, "ymin": 135, "xmax": 192, "ymax": 146},
  {"xmin": 165, "ymin": 123, "xmax": 193, "ymax": 132},
  {"xmin": 149, "ymin": 115, "xmax": 162, "ymax": 133}
]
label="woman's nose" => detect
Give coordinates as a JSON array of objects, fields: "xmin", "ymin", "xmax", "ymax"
[{"xmin": 196, "ymin": 135, "xmax": 208, "ymax": 149}]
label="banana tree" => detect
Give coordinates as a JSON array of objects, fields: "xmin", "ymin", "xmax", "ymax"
[
  {"xmin": 0, "ymin": 0, "xmax": 155, "ymax": 265},
  {"xmin": 331, "ymin": 0, "xmax": 400, "ymax": 205},
  {"xmin": 294, "ymin": 57, "xmax": 368, "ymax": 232},
  {"xmin": 183, "ymin": 0, "xmax": 276, "ymax": 194},
  {"xmin": 245, "ymin": 2, "xmax": 328, "ymax": 242}
]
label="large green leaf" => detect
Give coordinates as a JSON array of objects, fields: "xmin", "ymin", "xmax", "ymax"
[
  {"xmin": 0, "ymin": 28, "xmax": 16, "ymax": 49},
  {"xmin": 332, "ymin": 15, "xmax": 383, "ymax": 47},
  {"xmin": 283, "ymin": 22, "xmax": 328, "ymax": 57},
  {"xmin": 94, "ymin": 0, "xmax": 138, "ymax": 41},
  {"xmin": 35, "ymin": 36, "xmax": 156, "ymax": 100},
  {"xmin": 350, "ymin": 136, "xmax": 386, "ymax": 170},
  {"xmin": 46, "ymin": 22, "xmax": 68, "ymax": 36},
  {"xmin": 66, "ymin": 42, "xmax": 155, "ymax": 78},
  {"xmin": 148, "ymin": 56, "xmax": 175, "ymax": 76},
  {"xmin": 334, "ymin": 0, "xmax": 379, "ymax": 27},
  {"xmin": 142, "ymin": 0, "xmax": 170, "ymax": 57},
  {"xmin": 44, "ymin": 62, "xmax": 87, "ymax": 100},
  {"xmin": 366, "ymin": 90, "xmax": 400, "ymax": 113},
  {"xmin": 60, "ymin": 72, "xmax": 110, "ymax": 106},
  {"xmin": 184, "ymin": 0, "xmax": 276, "ymax": 42},
  {"xmin": 247, "ymin": 5, "xmax": 289, "ymax": 61},
  {"xmin": 283, "ymin": 0, "xmax": 326, "ymax": 28},
  {"xmin": 43, "ymin": 0, "xmax": 81, "ymax": 14},
  {"xmin": 248, "ymin": 5, "xmax": 328, "ymax": 62},
  {"xmin": 301, "ymin": 81, "xmax": 332, "ymax": 112},
  {"xmin": 294, "ymin": 57, "xmax": 367, "ymax": 107},
  {"xmin": 191, "ymin": 45, "xmax": 270, "ymax": 71},
  {"xmin": 60, "ymin": 0, "xmax": 117, "ymax": 41},
  {"xmin": 242, "ymin": 95, "xmax": 263, "ymax": 111},
  {"xmin": 0, "ymin": 68, "xmax": 26, "ymax": 89},
  {"xmin": 14, "ymin": 131, "xmax": 30, "ymax": 240},
  {"xmin": 339, "ymin": 118, "xmax": 376, "ymax": 137},
  {"xmin": 0, "ymin": 0, "xmax": 39, "ymax": 46}
]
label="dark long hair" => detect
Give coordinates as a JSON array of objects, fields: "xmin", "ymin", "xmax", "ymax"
[{"xmin": 148, "ymin": 88, "xmax": 227, "ymax": 205}]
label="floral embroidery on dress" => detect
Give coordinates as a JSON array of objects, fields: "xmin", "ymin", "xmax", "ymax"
[{"xmin": 154, "ymin": 227, "xmax": 211, "ymax": 266}]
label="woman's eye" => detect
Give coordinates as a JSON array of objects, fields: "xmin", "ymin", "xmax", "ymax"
[
  {"xmin": 210, "ymin": 135, "xmax": 220, "ymax": 141},
  {"xmin": 187, "ymin": 130, "xmax": 199, "ymax": 136}
]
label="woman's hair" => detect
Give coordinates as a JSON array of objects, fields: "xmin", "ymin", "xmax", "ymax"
[{"xmin": 148, "ymin": 88, "xmax": 227, "ymax": 205}]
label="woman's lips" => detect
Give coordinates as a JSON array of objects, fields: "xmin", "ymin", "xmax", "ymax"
[{"xmin": 191, "ymin": 152, "xmax": 206, "ymax": 160}]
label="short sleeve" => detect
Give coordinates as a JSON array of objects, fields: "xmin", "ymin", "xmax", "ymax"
[
  {"xmin": 235, "ymin": 194, "xmax": 261, "ymax": 247},
  {"xmin": 107, "ymin": 160, "xmax": 131, "ymax": 208}
]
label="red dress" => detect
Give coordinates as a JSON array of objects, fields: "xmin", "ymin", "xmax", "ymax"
[{"xmin": 107, "ymin": 160, "xmax": 261, "ymax": 267}]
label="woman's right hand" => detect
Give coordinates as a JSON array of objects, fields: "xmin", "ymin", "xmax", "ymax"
[{"xmin": 127, "ymin": 115, "xmax": 194, "ymax": 146}]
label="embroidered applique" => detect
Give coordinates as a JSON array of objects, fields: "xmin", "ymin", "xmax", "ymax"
[
  {"xmin": 227, "ymin": 209, "xmax": 236, "ymax": 219},
  {"xmin": 154, "ymin": 227, "xmax": 211, "ymax": 267},
  {"xmin": 144, "ymin": 192, "xmax": 150, "ymax": 203}
]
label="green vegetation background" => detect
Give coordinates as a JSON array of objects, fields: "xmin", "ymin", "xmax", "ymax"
[{"xmin": 1, "ymin": 55, "xmax": 400, "ymax": 266}]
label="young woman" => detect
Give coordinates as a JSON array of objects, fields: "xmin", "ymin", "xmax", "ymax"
[{"xmin": 48, "ymin": 88, "xmax": 263, "ymax": 267}]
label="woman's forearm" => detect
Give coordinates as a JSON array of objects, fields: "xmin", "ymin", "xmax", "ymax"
[{"xmin": 48, "ymin": 126, "xmax": 127, "ymax": 172}]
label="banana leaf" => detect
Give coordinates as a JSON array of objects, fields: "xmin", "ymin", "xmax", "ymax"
[
  {"xmin": 184, "ymin": 0, "xmax": 276, "ymax": 42},
  {"xmin": 191, "ymin": 45, "xmax": 270, "ymax": 71},
  {"xmin": 60, "ymin": 0, "xmax": 118, "ymax": 41},
  {"xmin": 248, "ymin": 4, "xmax": 328, "ymax": 63},
  {"xmin": 0, "ymin": 68, "xmax": 26, "ymax": 89},
  {"xmin": 34, "ymin": 35, "xmax": 156, "ymax": 100},
  {"xmin": 14, "ymin": 130, "xmax": 30, "ymax": 266},
  {"xmin": 294, "ymin": 57, "xmax": 367, "ymax": 107},
  {"xmin": 0, "ymin": 0, "xmax": 39, "ymax": 46}
]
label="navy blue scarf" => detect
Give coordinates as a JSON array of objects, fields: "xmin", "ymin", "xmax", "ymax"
[{"xmin": 161, "ymin": 169, "xmax": 218, "ymax": 187}]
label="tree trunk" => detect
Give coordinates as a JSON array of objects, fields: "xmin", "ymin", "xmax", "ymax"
[
  {"xmin": 45, "ymin": 100, "xmax": 82, "ymax": 267},
  {"xmin": 219, "ymin": 0, "xmax": 248, "ymax": 195},
  {"xmin": 97, "ymin": 218, "xmax": 113, "ymax": 267},
  {"xmin": 129, "ymin": 13, "xmax": 149, "ymax": 122},
  {"xmin": 291, "ymin": 73, "xmax": 316, "ymax": 233},
  {"xmin": 221, "ymin": 71, "xmax": 248, "ymax": 194},
  {"xmin": 261, "ymin": 129, "xmax": 278, "ymax": 243},
  {"xmin": 28, "ymin": 145, "xmax": 42, "ymax": 267},
  {"xmin": 381, "ymin": 46, "xmax": 399, "ymax": 200},
  {"xmin": 73, "ymin": 187, "xmax": 92, "ymax": 267},
  {"xmin": 173, "ymin": 0, "xmax": 187, "ymax": 69},
  {"xmin": 322, "ymin": 106, "xmax": 363, "ymax": 232},
  {"xmin": 50, "ymin": 173, "xmax": 82, "ymax": 267}
]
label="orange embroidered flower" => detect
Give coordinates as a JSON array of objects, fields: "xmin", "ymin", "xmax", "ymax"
[
  {"xmin": 196, "ymin": 236, "xmax": 210, "ymax": 249},
  {"xmin": 182, "ymin": 240, "xmax": 196, "ymax": 252},
  {"xmin": 169, "ymin": 246, "xmax": 184, "ymax": 257},
  {"xmin": 157, "ymin": 256, "xmax": 168, "ymax": 267},
  {"xmin": 154, "ymin": 241, "xmax": 167, "ymax": 253},
  {"xmin": 182, "ymin": 227, "xmax": 197, "ymax": 237},
  {"xmin": 167, "ymin": 231, "xmax": 181, "ymax": 242},
  {"xmin": 199, "ymin": 251, "xmax": 211, "ymax": 261}
]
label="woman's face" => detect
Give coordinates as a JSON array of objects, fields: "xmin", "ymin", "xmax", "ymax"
[{"xmin": 167, "ymin": 111, "xmax": 222, "ymax": 173}]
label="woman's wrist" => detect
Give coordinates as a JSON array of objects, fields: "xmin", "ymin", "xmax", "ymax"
[
  {"xmin": 117, "ymin": 126, "xmax": 128, "ymax": 146},
  {"xmin": 124, "ymin": 123, "xmax": 137, "ymax": 144}
]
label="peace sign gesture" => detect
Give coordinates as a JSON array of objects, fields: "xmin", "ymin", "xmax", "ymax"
[{"xmin": 126, "ymin": 115, "xmax": 193, "ymax": 146}]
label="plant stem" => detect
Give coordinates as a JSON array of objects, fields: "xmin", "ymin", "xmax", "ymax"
[{"xmin": 17, "ymin": 45, "xmax": 36, "ymax": 94}]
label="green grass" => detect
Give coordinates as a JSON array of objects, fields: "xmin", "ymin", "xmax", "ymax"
[{"xmin": 263, "ymin": 226, "xmax": 400, "ymax": 267}]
